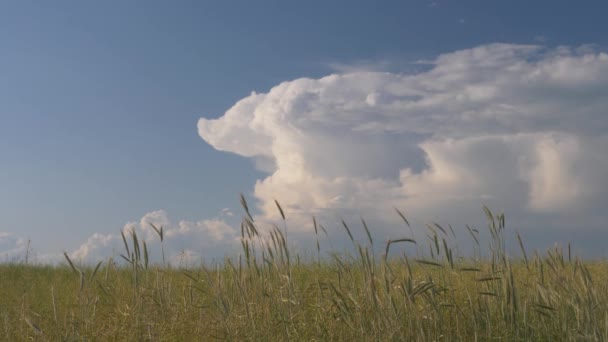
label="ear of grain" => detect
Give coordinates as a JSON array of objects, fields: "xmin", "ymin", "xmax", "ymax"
[
  {"xmin": 516, "ymin": 232, "xmax": 529, "ymax": 269},
  {"xmin": 274, "ymin": 199, "xmax": 285, "ymax": 220},
  {"xmin": 63, "ymin": 251, "xmax": 79, "ymax": 275},
  {"xmin": 342, "ymin": 220, "xmax": 354, "ymax": 242},
  {"xmin": 240, "ymin": 193, "xmax": 254, "ymax": 221},
  {"xmin": 361, "ymin": 217, "xmax": 373, "ymax": 247}
]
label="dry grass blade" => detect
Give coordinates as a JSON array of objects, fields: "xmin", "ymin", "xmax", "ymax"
[
  {"xmin": 244, "ymin": 217, "xmax": 259, "ymax": 237},
  {"xmin": 150, "ymin": 223, "xmax": 164, "ymax": 241},
  {"xmin": 342, "ymin": 220, "xmax": 354, "ymax": 242},
  {"xmin": 425, "ymin": 223, "xmax": 437, "ymax": 235},
  {"xmin": 534, "ymin": 303, "xmax": 556, "ymax": 311},
  {"xmin": 130, "ymin": 229, "xmax": 140, "ymax": 262},
  {"xmin": 498, "ymin": 212, "xmax": 505, "ymax": 230},
  {"xmin": 24, "ymin": 316, "xmax": 42, "ymax": 336},
  {"xmin": 394, "ymin": 208, "xmax": 410, "ymax": 226},
  {"xmin": 274, "ymin": 199, "xmax": 285, "ymax": 220},
  {"xmin": 395, "ymin": 208, "xmax": 416, "ymax": 238},
  {"xmin": 90, "ymin": 260, "xmax": 103, "ymax": 281},
  {"xmin": 319, "ymin": 224, "xmax": 328, "ymax": 236},
  {"xmin": 120, "ymin": 254, "xmax": 131, "ymax": 263},
  {"xmin": 534, "ymin": 309, "xmax": 551, "ymax": 318},
  {"xmin": 466, "ymin": 225, "xmax": 480, "ymax": 247},
  {"xmin": 79, "ymin": 270, "xmax": 85, "ymax": 292},
  {"xmin": 361, "ymin": 217, "xmax": 373, "ymax": 247},
  {"xmin": 476, "ymin": 276, "xmax": 502, "ymax": 282},
  {"xmin": 448, "ymin": 224, "xmax": 456, "ymax": 238},
  {"xmin": 182, "ymin": 270, "xmax": 198, "ymax": 283},
  {"xmin": 516, "ymin": 232, "xmax": 529, "ymax": 269},
  {"xmin": 391, "ymin": 238, "xmax": 417, "ymax": 244},
  {"xmin": 433, "ymin": 222, "xmax": 448, "ymax": 236},
  {"xmin": 121, "ymin": 230, "xmax": 130, "ymax": 257},
  {"xmin": 143, "ymin": 240, "xmax": 149, "ymax": 269},
  {"xmin": 385, "ymin": 238, "xmax": 416, "ymax": 259},
  {"xmin": 63, "ymin": 251, "xmax": 79, "ymax": 275},
  {"xmin": 414, "ymin": 259, "xmax": 443, "ymax": 267},
  {"xmin": 410, "ymin": 281, "xmax": 435, "ymax": 298},
  {"xmin": 483, "ymin": 205, "xmax": 494, "ymax": 223}
]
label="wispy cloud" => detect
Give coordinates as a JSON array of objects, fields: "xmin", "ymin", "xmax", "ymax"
[{"xmin": 221, "ymin": 208, "xmax": 234, "ymax": 217}]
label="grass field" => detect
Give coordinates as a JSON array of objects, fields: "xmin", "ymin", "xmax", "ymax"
[{"xmin": 1, "ymin": 203, "xmax": 607, "ymax": 341}]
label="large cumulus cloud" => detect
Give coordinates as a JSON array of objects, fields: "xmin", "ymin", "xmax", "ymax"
[{"xmin": 198, "ymin": 44, "xmax": 608, "ymax": 238}]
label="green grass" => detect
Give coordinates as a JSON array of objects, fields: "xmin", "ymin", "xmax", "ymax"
[{"xmin": 1, "ymin": 204, "xmax": 607, "ymax": 341}]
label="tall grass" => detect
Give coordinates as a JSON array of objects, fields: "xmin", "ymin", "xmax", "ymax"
[{"xmin": 1, "ymin": 201, "xmax": 607, "ymax": 341}]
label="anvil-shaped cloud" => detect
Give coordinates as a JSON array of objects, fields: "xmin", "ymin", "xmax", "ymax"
[{"xmin": 198, "ymin": 44, "xmax": 608, "ymax": 236}]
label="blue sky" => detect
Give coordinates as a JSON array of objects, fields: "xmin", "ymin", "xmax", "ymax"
[{"xmin": 2, "ymin": 1, "xmax": 608, "ymax": 262}]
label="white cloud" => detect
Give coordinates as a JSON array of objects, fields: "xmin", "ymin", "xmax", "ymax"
[
  {"xmin": 0, "ymin": 233, "xmax": 63, "ymax": 264},
  {"xmin": 0, "ymin": 208, "xmax": 240, "ymax": 265},
  {"xmin": 0, "ymin": 232, "xmax": 29, "ymax": 262},
  {"xmin": 221, "ymin": 208, "xmax": 234, "ymax": 217},
  {"xmin": 69, "ymin": 210, "xmax": 238, "ymax": 264},
  {"xmin": 198, "ymin": 44, "xmax": 608, "ymax": 240}
]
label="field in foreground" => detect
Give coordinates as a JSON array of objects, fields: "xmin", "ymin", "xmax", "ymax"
[{"xmin": 1, "ymin": 207, "xmax": 607, "ymax": 341}]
